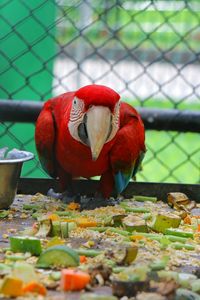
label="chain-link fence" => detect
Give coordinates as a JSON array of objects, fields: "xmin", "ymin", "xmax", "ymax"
[{"xmin": 0, "ymin": 0, "xmax": 200, "ymax": 183}]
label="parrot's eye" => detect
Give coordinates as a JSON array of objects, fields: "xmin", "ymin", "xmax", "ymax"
[
  {"xmin": 72, "ymin": 97, "xmax": 85, "ymax": 112},
  {"xmin": 73, "ymin": 98, "xmax": 78, "ymax": 106}
]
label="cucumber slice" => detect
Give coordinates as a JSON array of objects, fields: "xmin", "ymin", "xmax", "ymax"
[
  {"xmin": 50, "ymin": 221, "xmax": 61, "ymax": 237},
  {"xmin": 123, "ymin": 215, "xmax": 148, "ymax": 233},
  {"xmin": 151, "ymin": 213, "xmax": 181, "ymax": 233},
  {"xmin": 36, "ymin": 245, "xmax": 79, "ymax": 269},
  {"xmin": 10, "ymin": 236, "xmax": 42, "ymax": 256}
]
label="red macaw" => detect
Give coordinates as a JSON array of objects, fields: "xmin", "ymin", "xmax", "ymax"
[{"xmin": 35, "ymin": 85, "xmax": 145, "ymax": 204}]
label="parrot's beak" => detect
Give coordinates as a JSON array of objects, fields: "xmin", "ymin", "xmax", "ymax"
[{"xmin": 86, "ymin": 106, "xmax": 112, "ymax": 161}]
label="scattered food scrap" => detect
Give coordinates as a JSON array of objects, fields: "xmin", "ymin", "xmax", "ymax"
[{"xmin": 0, "ymin": 192, "xmax": 199, "ymax": 299}]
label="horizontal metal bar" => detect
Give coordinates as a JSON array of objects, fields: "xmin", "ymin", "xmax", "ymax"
[
  {"xmin": 0, "ymin": 99, "xmax": 200, "ymax": 132},
  {"xmin": 0, "ymin": 100, "xmax": 42, "ymax": 123},
  {"xmin": 18, "ymin": 178, "xmax": 200, "ymax": 202}
]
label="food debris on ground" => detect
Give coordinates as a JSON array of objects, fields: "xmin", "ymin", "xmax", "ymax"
[{"xmin": 0, "ymin": 192, "xmax": 199, "ymax": 299}]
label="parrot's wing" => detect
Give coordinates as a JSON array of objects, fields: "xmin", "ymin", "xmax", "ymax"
[
  {"xmin": 110, "ymin": 102, "xmax": 146, "ymax": 194},
  {"xmin": 35, "ymin": 101, "xmax": 57, "ymax": 178}
]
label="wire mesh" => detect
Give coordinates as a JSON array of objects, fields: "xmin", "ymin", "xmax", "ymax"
[{"xmin": 0, "ymin": 0, "xmax": 199, "ymax": 183}]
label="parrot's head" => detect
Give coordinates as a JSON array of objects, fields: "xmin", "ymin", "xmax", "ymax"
[{"xmin": 68, "ymin": 84, "xmax": 120, "ymax": 160}]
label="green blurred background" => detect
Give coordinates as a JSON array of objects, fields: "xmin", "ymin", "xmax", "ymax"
[{"xmin": 0, "ymin": 0, "xmax": 199, "ymax": 183}]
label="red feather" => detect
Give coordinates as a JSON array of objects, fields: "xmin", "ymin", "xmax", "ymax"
[{"xmin": 35, "ymin": 85, "xmax": 145, "ymax": 198}]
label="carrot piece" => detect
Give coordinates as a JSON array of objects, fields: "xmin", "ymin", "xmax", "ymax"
[
  {"xmin": 76, "ymin": 217, "xmax": 97, "ymax": 228},
  {"xmin": 197, "ymin": 224, "xmax": 200, "ymax": 232},
  {"xmin": 183, "ymin": 215, "xmax": 192, "ymax": 225},
  {"xmin": 47, "ymin": 213, "xmax": 60, "ymax": 221},
  {"xmin": 0, "ymin": 276, "xmax": 24, "ymax": 297},
  {"xmin": 22, "ymin": 281, "xmax": 47, "ymax": 296},
  {"xmin": 60, "ymin": 269, "xmax": 91, "ymax": 291},
  {"xmin": 130, "ymin": 235, "xmax": 145, "ymax": 241},
  {"xmin": 67, "ymin": 202, "xmax": 80, "ymax": 210},
  {"xmin": 79, "ymin": 255, "xmax": 87, "ymax": 263}
]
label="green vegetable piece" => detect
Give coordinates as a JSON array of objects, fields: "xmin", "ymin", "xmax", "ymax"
[
  {"xmin": 107, "ymin": 227, "xmax": 131, "ymax": 237},
  {"xmin": 172, "ymin": 242, "xmax": 195, "ymax": 251},
  {"xmin": 123, "ymin": 215, "xmax": 148, "ymax": 233},
  {"xmin": 60, "ymin": 222, "xmax": 68, "ymax": 238},
  {"xmin": 158, "ymin": 270, "xmax": 179, "ymax": 281},
  {"xmin": 54, "ymin": 211, "xmax": 75, "ymax": 217},
  {"xmin": 159, "ymin": 236, "xmax": 171, "ymax": 249},
  {"xmin": 177, "ymin": 273, "xmax": 197, "ymax": 289},
  {"xmin": 151, "ymin": 213, "xmax": 181, "ymax": 233},
  {"xmin": 23, "ymin": 204, "xmax": 42, "ymax": 211},
  {"xmin": 149, "ymin": 256, "xmax": 170, "ymax": 271},
  {"xmin": 68, "ymin": 222, "xmax": 77, "ymax": 234},
  {"xmin": 76, "ymin": 248, "xmax": 102, "ymax": 257},
  {"xmin": 134, "ymin": 195, "xmax": 157, "ymax": 203},
  {"xmin": 164, "ymin": 228, "xmax": 194, "ymax": 239},
  {"xmin": 0, "ymin": 211, "xmax": 9, "ymax": 218},
  {"xmin": 31, "ymin": 212, "xmax": 42, "ymax": 220},
  {"xmin": 50, "ymin": 271, "xmax": 61, "ymax": 281},
  {"xmin": 50, "ymin": 221, "xmax": 76, "ymax": 238},
  {"xmin": 165, "ymin": 235, "xmax": 188, "ymax": 243},
  {"xmin": 119, "ymin": 246, "xmax": 138, "ymax": 265},
  {"xmin": 12, "ymin": 262, "xmax": 37, "ymax": 283},
  {"xmin": 191, "ymin": 279, "xmax": 200, "ymax": 293},
  {"xmin": 37, "ymin": 245, "xmax": 79, "ymax": 268},
  {"xmin": 175, "ymin": 288, "xmax": 200, "ymax": 300},
  {"xmin": 113, "ymin": 266, "xmax": 127, "ymax": 274},
  {"xmin": 89, "ymin": 227, "xmax": 108, "ymax": 232},
  {"xmin": 142, "ymin": 213, "xmax": 152, "ymax": 220},
  {"xmin": 5, "ymin": 254, "xmax": 26, "ymax": 261},
  {"xmin": 51, "ymin": 221, "xmax": 61, "ymax": 237},
  {"xmin": 112, "ymin": 214, "xmax": 127, "ymax": 226},
  {"xmin": 35, "ymin": 218, "xmax": 51, "ymax": 238},
  {"xmin": 120, "ymin": 203, "xmax": 150, "ymax": 213},
  {"xmin": 10, "ymin": 236, "xmax": 42, "ymax": 256},
  {"xmin": 0, "ymin": 263, "xmax": 11, "ymax": 275},
  {"xmin": 131, "ymin": 232, "xmax": 162, "ymax": 242}
]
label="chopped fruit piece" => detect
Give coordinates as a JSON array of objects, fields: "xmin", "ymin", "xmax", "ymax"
[
  {"xmin": 12, "ymin": 262, "xmax": 37, "ymax": 283},
  {"xmin": 10, "ymin": 236, "xmax": 42, "ymax": 256},
  {"xmin": 80, "ymin": 255, "xmax": 88, "ymax": 263},
  {"xmin": 151, "ymin": 213, "xmax": 181, "ymax": 233},
  {"xmin": 37, "ymin": 245, "xmax": 79, "ymax": 269},
  {"xmin": 67, "ymin": 202, "xmax": 80, "ymax": 210},
  {"xmin": 60, "ymin": 269, "xmax": 90, "ymax": 291},
  {"xmin": 167, "ymin": 192, "xmax": 190, "ymax": 208},
  {"xmin": 123, "ymin": 215, "xmax": 148, "ymax": 233},
  {"xmin": 117, "ymin": 246, "xmax": 138, "ymax": 265},
  {"xmin": 22, "ymin": 281, "xmax": 47, "ymax": 296},
  {"xmin": 0, "ymin": 276, "xmax": 23, "ymax": 297},
  {"xmin": 46, "ymin": 237, "xmax": 65, "ymax": 248},
  {"xmin": 47, "ymin": 213, "xmax": 60, "ymax": 221},
  {"xmin": 183, "ymin": 215, "xmax": 192, "ymax": 225},
  {"xmin": 76, "ymin": 217, "xmax": 97, "ymax": 228}
]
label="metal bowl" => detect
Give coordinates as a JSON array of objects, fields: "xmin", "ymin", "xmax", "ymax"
[{"xmin": 0, "ymin": 151, "xmax": 34, "ymax": 209}]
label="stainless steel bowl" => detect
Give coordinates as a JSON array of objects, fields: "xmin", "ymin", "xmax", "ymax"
[{"xmin": 0, "ymin": 151, "xmax": 34, "ymax": 209}]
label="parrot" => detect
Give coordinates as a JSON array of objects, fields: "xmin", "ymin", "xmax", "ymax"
[{"xmin": 35, "ymin": 84, "xmax": 145, "ymax": 206}]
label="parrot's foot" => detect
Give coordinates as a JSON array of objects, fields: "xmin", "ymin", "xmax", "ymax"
[
  {"xmin": 47, "ymin": 188, "xmax": 80, "ymax": 204},
  {"xmin": 79, "ymin": 194, "xmax": 123, "ymax": 210}
]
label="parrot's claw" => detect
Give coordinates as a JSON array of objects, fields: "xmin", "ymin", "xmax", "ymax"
[
  {"xmin": 47, "ymin": 188, "xmax": 80, "ymax": 204},
  {"xmin": 61, "ymin": 191, "xmax": 80, "ymax": 204},
  {"xmin": 79, "ymin": 194, "xmax": 122, "ymax": 210},
  {"xmin": 47, "ymin": 188, "xmax": 63, "ymax": 200}
]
